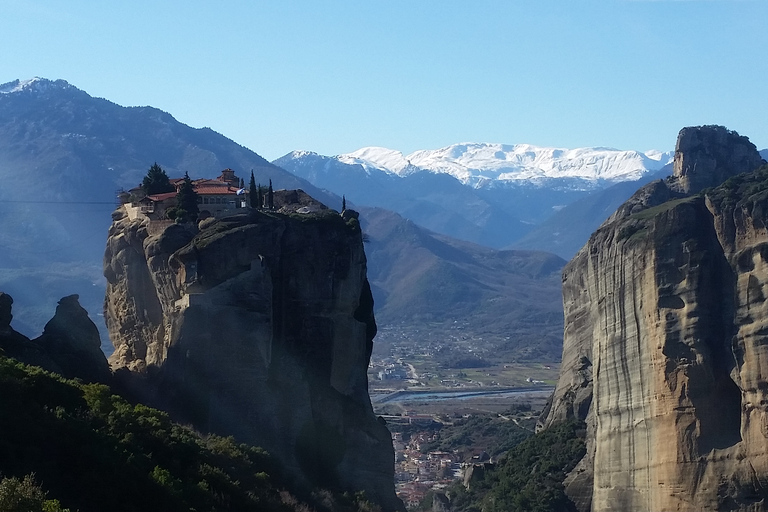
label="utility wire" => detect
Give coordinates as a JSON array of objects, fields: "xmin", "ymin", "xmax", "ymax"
[{"xmin": 1, "ymin": 200, "xmax": 117, "ymax": 204}]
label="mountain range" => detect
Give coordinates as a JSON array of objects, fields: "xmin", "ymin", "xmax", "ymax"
[
  {"xmin": 274, "ymin": 145, "xmax": 673, "ymax": 253},
  {"xmin": 5, "ymin": 77, "xmax": 757, "ymax": 364},
  {"xmin": 0, "ymin": 78, "xmax": 565, "ymax": 361},
  {"xmin": 334, "ymin": 143, "xmax": 671, "ymax": 186}
]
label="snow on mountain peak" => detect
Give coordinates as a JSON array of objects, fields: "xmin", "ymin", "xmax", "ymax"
[
  {"xmin": 0, "ymin": 77, "xmax": 73, "ymax": 94},
  {"xmin": 336, "ymin": 142, "xmax": 673, "ymax": 187},
  {"xmin": 289, "ymin": 150, "xmax": 319, "ymax": 159},
  {"xmin": 339, "ymin": 147, "xmax": 411, "ymax": 174}
]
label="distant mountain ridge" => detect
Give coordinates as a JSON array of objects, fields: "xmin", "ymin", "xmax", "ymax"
[
  {"xmin": 291, "ymin": 143, "xmax": 672, "ymax": 190},
  {"xmin": 275, "ymin": 144, "xmax": 674, "ymax": 253}
]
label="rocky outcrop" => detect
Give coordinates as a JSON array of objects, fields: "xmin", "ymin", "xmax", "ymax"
[
  {"xmin": 669, "ymin": 125, "xmax": 765, "ymax": 194},
  {"xmin": 0, "ymin": 292, "xmax": 109, "ymax": 383},
  {"xmin": 0, "ymin": 292, "xmax": 52, "ymax": 368},
  {"xmin": 33, "ymin": 294, "xmax": 111, "ymax": 383},
  {"xmin": 540, "ymin": 126, "xmax": 768, "ymax": 511},
  {"xmin": 104, "ymin": 194, "xmax": 403, "ymax": 511}
]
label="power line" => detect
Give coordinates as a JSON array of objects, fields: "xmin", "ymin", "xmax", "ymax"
[{"xmin": 1, "ymin": 200, "xmax": 117, "ymax": 205}]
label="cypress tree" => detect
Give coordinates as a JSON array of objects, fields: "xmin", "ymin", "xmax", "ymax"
[
  {"xmin": 249, "ymin": 171, "xmax": 258, "ymax": 208},
  {"xmin": 342, "ymin": 195, "xmax": 346, "ymax": 211},
  {"xmin": 268, "ymin": 180, "xmax": 274, "ymax": 210},
  {"xmin": 175, "ymin": 172, "xmax": 199, "ymax": 221},
  {"xmin": 141, "ymin": 162, "xmax": 174, "ymax": 195}
]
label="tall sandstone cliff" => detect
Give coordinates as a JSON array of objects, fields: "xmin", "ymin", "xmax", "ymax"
[
  {"xmin": 104, "ymin": 193, "xmax": 403, "ymax": 511},
  {"xmin": 540, "ymin": 126, "xmax": 768, "ymax": 511}
]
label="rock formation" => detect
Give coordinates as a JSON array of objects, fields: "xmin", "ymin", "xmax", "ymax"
[
  {"xmin": 104, "ymin": 191, "xmax": 403, "ymax": 511},
  {"xmin": 0, "ymin": 292, "xmax": 109, "ymax": 383},
  {"xmin": 669, "ymin": 125, "xmax": 765, "ymax": 194},
  {"xmin": 34, "ymin": 294, "xmax": 112, "ymax": 383},
  {"xmin": 540, "ymin": 126, "xmax": 768, "ymax": 511}
]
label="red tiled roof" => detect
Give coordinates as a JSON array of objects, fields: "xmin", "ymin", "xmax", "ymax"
[
  {"xmin": 138, "ymin": 173, "xmax": 245, "ymax": 200},
  {"xmin": 147, "ymin": 191, "xmax": 177, "ymax": 201},
  {"xmin": 195, "ymin": 185, "xmax": 241, "ymax": 195}
]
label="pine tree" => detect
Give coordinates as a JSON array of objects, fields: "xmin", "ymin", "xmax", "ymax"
[
  {"xmin": 249, "ymin": 171, "xmax": 258, "ymax": 208},
  {"xmin": 268, "ymin": 179, "xmax": 274, "ymax": 210},
  {"xmin": 175, "ymin": 172, "xmax": 199, "ymax": 221},
  {"xmin": 342, "ymin": 195, "xmax": 346, "ymax": 211},
  {"xmin": 239, "ymin": 177, "xmax": 245, "ymax": 189},
  {"xmin": 141, "ymin": 162, "xmax": 174, "ymax": 195}
]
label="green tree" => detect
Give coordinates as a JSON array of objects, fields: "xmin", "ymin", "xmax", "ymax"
[
  {"xmin": 0, "ymin": 474, "xmax": 68, "ymax": 512},
  {"xmin": 141, "ymin": 163, "xmax": 174, "ymax": 196},
  {"xmin": 268, "ymin": 179, "xmax": 274, "ymax": 210},
  {"xmin": 175, "ymin": 172, "xmax": 199, "ymax": 222},
  {"xmin": 249, "ymin": 171, "xmax": 258, "ymax": 208},
  {"xmin": 342, "ymin": 195, "xmax": 346, "ymax": 211}
]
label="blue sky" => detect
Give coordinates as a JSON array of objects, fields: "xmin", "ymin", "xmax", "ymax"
[{"xmin": 2, "ymin": 0, "xmax": 766, "ymax": 160}]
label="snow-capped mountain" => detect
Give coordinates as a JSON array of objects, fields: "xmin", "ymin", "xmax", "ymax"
[
  {"xmin": 0, "ymin": 77, "xmax": 75, "ymax": 95},
  {"xmin": 274, "ymin": 144, "xmax": 675, "ymax": 253},
  {"xmin": 334, "ymin": 143, "xmax": 673, "ymax": 189}
]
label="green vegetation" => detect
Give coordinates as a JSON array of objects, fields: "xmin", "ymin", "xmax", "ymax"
[
  {"xmin": 418, "ymin": 411, "xmax": 534, "ymax": 461},
  {"xmin": 0, "ymin": 473, "xmax": 69, "ymax": 512},
  {"xmin": 141, "ymin": 162, "xmax": 174, "ymax": 196},
  {"xmin": 174, "ymin": 172, "xmax": 200, "ymax": 221},
  {"xmin": 704, "ymin": 163, "xmax": 768, "ymax": 210},
  {"xmin": 425, "ymin": 420, "xmax": 585, "ymax": 512},
  {"xmin": 249, "ymin": 171, "xmax": 258, "ymax": 208},
  {"xmin": 628, "ymin": 196, "xmax": 697, "ymax": 221},
  {"xmin": 0, "ymin": 355, "xmax": 378, "ymax": 512},
  {"xmin": 616, "ymin": 222, "xmax": 647, "ymax": 242}
]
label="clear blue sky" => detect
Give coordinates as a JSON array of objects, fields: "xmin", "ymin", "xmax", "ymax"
[{"xmin": 2, "ymin": 0, "xmax": 766, "ymax": 160}]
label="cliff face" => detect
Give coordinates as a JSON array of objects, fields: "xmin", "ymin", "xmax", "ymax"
[
  {"xmin": 104, "ymin": 194, "xmax": 402, "ymax": 511},
  {"xmin": 541, "ymin": 126, "xmax": 768, "ymax": 511}
]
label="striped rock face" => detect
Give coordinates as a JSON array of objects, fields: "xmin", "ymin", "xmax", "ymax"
[{"xmin": 540, "ymin": 126, "xmax": 768, "ymax": 512}]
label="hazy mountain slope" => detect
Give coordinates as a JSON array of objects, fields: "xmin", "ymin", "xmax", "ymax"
[
  {"xmin": 510, "ymin": 164, "xmax": 674, "ymax": 259},
  {"xmin": 359, "ymin": 207, "xmax": 566, "ymax": 362},
  {"xmin": 0, "ymin": 78, "xmax": 334, "ymax": 340}
]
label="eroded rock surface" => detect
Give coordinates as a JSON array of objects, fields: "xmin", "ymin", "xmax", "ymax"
[
  {"xmin": 104, "ymin": 196, "xmax": 403, "ymax": 511},
  {"xmin": 540, "ymin": 126, "xmax": 768, "ymax": 511}
]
